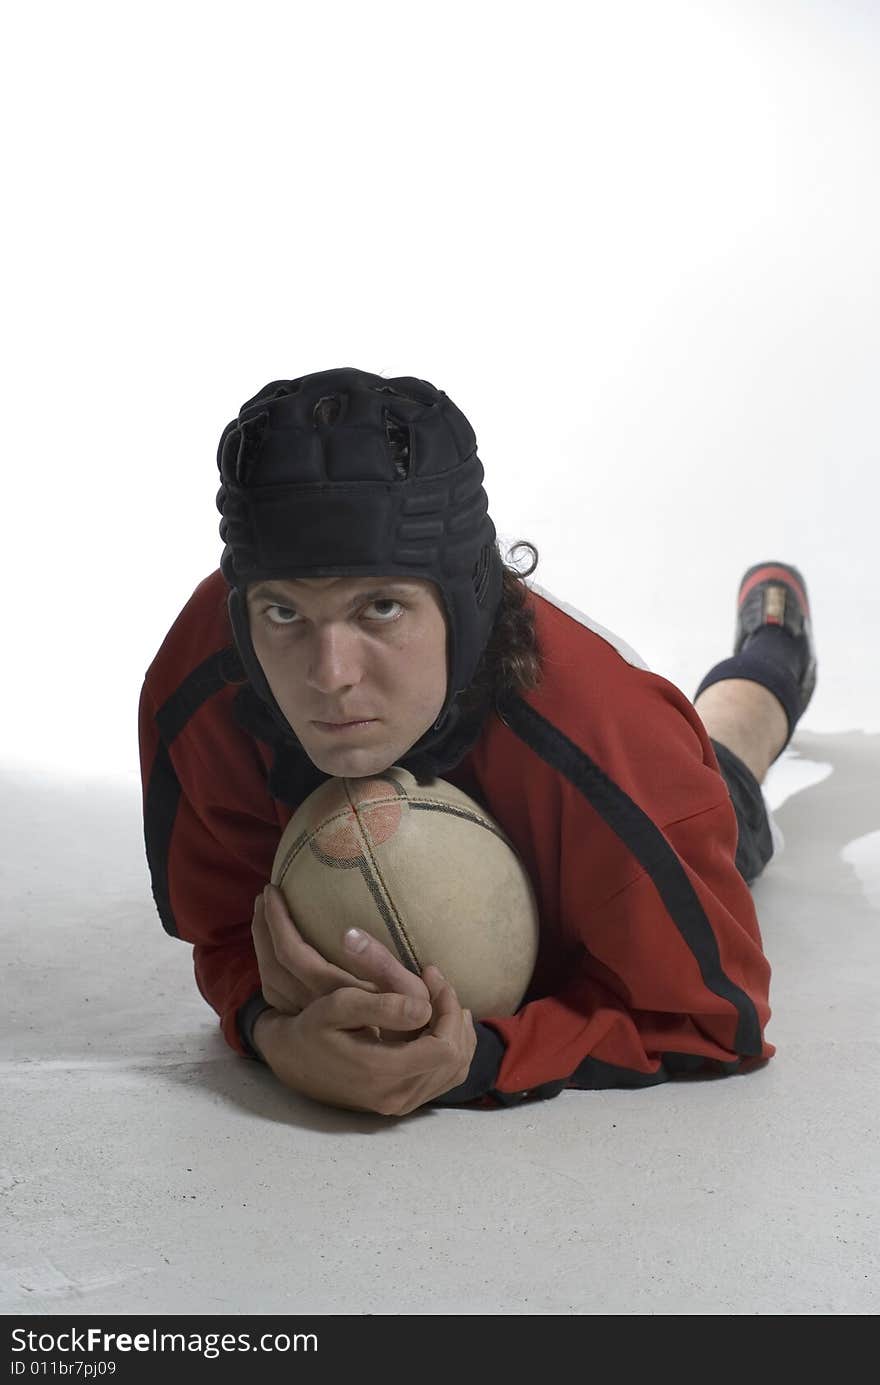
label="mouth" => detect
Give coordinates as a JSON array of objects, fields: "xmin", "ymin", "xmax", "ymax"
[{"xmin": 311, "ymin": 719, "xmax": 378, "ymax": 733}]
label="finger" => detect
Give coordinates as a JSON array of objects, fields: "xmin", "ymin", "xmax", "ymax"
[
  {"xmin": 421, "ymin": 965, "xmax": 460, "ymax": 1015},
  {"xmin": 422, "ymin": 963, "xmax": 454, "ymax": 996},
  {"xmin": 378, "ymin": 1025, "xmax": 426, "ymax": 1043},
  {"xmin": 419, "ymin": 972, "xmax": 477, "ymax": 1089},
  {"xmin": 252, "ymin": 898, "xmax": 310, "ymax": 1012},
  {"xmin": 420, "ymin": 966, "xmax": 472, "ymax": 1045},
  {"xmin": 372, "ymin": 976, "xmax": 476, "ymax": 1111},
  {"xmin": 321, "ymin": 987, "xmax": 432, "ymax": 1035},
  {"xmin": 342, "ymin": 929, "xmax": 430, "ymax": 1005},
  {"xmin": 263, "ymin": 884, "xmax": 379, "ymax": 996}
]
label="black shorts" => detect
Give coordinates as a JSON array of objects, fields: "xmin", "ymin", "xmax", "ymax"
[{"xmin": 710, "ymin": 738, "xmax": 776, "ymax": 886}]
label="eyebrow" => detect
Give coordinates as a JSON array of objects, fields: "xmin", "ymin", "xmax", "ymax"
[{"xmin": 247, "ymin": 581, "xmax": 421, "ymax": 610}]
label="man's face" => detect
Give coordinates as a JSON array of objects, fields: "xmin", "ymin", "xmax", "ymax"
[{"xmin": 246, "ymin": 575, "xmax": 449, "ymax": 778}]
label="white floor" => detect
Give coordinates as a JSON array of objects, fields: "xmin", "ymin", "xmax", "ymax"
[
  {"xmin": 4, "ymin": 0, "xmax": 879, "ymax": 1321},
  {"xmin": 2, "ymin": 714, "xmax": 878, "ymax": 1317}
]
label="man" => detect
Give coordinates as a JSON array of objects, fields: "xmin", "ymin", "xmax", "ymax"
[{"xmin": 138, "ymin": 366, "xmax": 818, "ymax": 1116}]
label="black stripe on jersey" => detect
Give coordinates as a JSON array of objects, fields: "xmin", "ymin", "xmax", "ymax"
[
  {"xmin": 155, "ymin": 649, "xmax": 239, "ymax": 745},
  {"xmin": 143, "ymin": 737, "xmax": 181, "ymax": 938},
  {"xmin": 489, "ymin": 1054, "xmax": 742, "ymax": 1107},
  {"xmin": 568, "ymin": 1053, "xmax": 741, "ymax": 1090},
  {"xmin": 497, "ymin": 692, "xmax": 764, "ymax": 1061},
  {"xmin": 144, "ymin": 651, "xmax": 238, "ymax": 938}
]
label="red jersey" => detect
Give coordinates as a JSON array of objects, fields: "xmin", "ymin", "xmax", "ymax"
[{"xmin": 138, "ymin": 570, "xmax": 775, "ymax": 1107}]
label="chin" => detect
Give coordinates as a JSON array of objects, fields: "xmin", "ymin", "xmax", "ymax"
[{"xmin": 304, "ymin": 740, "xmax": 399, "ymax": 780}]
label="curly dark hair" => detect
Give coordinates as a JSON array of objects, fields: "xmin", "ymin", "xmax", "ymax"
[
  {"xmin": 454, "ymin": 539, "xmax": 543, "ymax": 717},
  {"xmin": 220, "ymin": 539, "xmax": 544, "ymax": 713}
]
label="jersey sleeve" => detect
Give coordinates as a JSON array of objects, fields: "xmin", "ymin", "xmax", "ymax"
[{"xmin": 138, "ymin": 676, "xmax": 275, "ymax": 1058}]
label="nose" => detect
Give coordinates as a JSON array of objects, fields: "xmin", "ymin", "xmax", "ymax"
[{"xmin": 304, "ymin": 623, "xmax": 364, "ymax": 695}]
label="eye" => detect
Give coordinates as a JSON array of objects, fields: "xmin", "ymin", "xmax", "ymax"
[
  {"xmin": 263, "ymin": 605, "xmax": 299, "ymax": 626},
  {"xmin": 367, "ymin": 599, "xmax": 404, "ymax": 621},
  {"xmin": 262, "ymin": 599, "xmax": 404, "ymax": 628}
]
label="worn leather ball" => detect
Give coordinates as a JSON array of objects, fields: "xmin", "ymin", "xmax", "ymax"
[{"xmin": 270, "ymin": 765, "xmax": 539, "ymax": 1017}]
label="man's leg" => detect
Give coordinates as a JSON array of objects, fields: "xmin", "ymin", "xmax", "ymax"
[
  {"xmin": 692, "ymin": 564, "xmax": 817, "ymax": 783},
  {"xmin": 693, "ymin": 679, "xmax": 789, "ymax": 786},
  {"xmin": 690, "ymin": 564, "xmax": 817, "ymax": 884}
]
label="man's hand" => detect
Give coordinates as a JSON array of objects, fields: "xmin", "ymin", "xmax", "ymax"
[
  {"xmin": 253, "ymin": 965, "xmax": 477, "ymax": 1116},
  {"xmin": 252, "ymin": 882, "xmax": 430, "ymax": 1017}
]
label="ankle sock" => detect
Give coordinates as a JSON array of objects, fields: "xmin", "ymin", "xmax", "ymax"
[{"xmin": 693, "ymin": 625, "xmax": 809, "ymax": 763}]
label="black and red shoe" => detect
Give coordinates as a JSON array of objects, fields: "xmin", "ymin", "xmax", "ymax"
[{"xmin": 734, "ymin": 561, "xmax": 818, "ymax": 718}]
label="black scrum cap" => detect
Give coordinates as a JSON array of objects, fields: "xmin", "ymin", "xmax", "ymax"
[{"xmin": 216, "ymin": 366, "xmax": 504, "ymax": 760}]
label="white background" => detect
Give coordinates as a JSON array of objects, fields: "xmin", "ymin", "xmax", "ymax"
[
  {"xmin": 2, "ymin": 0, "xmax": 878, "ymax": 782},
  {"xmin": 2, "ymin": 2, "xmax": 879, "ymax": 1318}
]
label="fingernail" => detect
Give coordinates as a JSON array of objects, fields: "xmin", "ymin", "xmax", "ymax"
[
  {"xmin": 344, "ymin": 928, "xmax": 368, "ymax": 954},
  {"xmin": 405, "ymin": 997, "xmax": 429, "ymax": 1020}
]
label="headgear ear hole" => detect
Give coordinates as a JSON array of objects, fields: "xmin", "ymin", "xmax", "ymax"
[
  {"xmin": 473, "ymin": 543, "xmax": 492, "ymax": 606},
  {"xmin": 313, "ymin": 395, "xmax": 342, "ymax": 427},
  {"xmin": 385, "ymin": 412, "xmax": 411, "ymax": 479}
]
